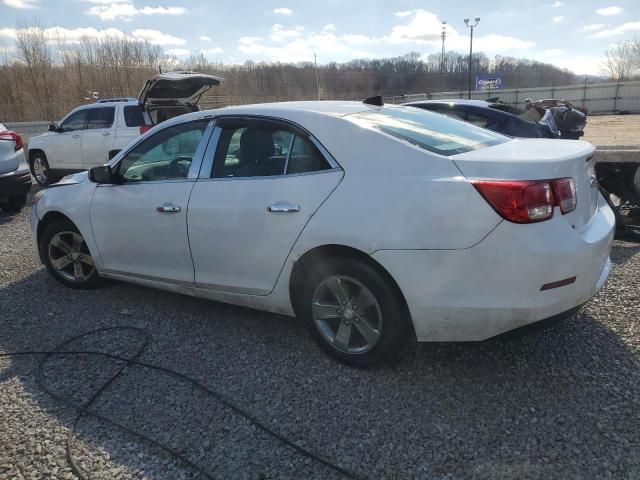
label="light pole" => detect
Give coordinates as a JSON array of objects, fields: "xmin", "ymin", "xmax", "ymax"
[
  {"xmin": 440, "ymin": 21, "xmax": 447, "ymax": 92},
  {"xmin": 464, "ymin": 17, "xmax": 480, "ymax": 99}
]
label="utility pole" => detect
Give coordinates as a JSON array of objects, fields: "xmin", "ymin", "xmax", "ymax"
[
  {"xmin": 464, "ymin": 17, "xmax": 480, "ymax": 99},
  {"xmin": 314, "ymin": 53, "xmax": 320, "ymax": 100},
  {"xmin": 440, "ymin": 21, "xmax": 447, "ymax": 92}
]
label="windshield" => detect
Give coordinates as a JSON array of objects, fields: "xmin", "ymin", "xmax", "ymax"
[{"xmin": 347, "ymin": 106, "xmax": 508, "ymax": 156}]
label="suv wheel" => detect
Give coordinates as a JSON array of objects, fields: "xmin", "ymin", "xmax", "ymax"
[
  {"xmin": 40, "ymin": 220, "xmax": 101, "ymax": 289},
  {"xmin": 30, "ymin": 152, "xmax": 57, "ymax": 186},
  {"xmin": 0, "ymin": 194, "xmax": 27, "ymax": 212},
  {"xmin": 299, "ymin": 257, "xmax": 410, "ymax": 366}
]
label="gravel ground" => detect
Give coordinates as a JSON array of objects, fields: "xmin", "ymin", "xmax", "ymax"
[{"xmin": 1, "ymin": 198, "xmax": 640, "ymax": 480}]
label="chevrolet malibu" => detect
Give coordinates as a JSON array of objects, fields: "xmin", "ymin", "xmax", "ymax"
[{"xmin": 31, "ymin": 101, "xmax": 615, "ymax": 365}]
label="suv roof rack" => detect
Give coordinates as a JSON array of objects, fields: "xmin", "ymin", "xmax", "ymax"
[{"xmin": 95, "ymin": 97, "xmax": 137, "ymax": 103}]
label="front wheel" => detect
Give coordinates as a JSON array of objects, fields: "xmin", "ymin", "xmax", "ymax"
[
  {"xmin": 30, "ymin": 152, "xmax": 58, "ymax": 186},
  {"xmin": 0, "ymin": 194, "xmax": 27, "ymax": 212},
  {"xmin": 299, "ymin": 257, "xmax": 411, "ymax": 366},
  {"xmin": 40, "ymin": 220, "xmax": 101, "ymax": 289}
]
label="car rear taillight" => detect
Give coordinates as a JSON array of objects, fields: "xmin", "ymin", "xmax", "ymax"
[
  {"xmin": 473, "ymin": 177, "xmax": 577, "ymax": 224},
  {"xmin": 0, "ymin": 131, "xmax": 24, "ymax": 151},
  {"xmin": 139, "ymin": 126, "xmax": 152, "ymax": 134},
  {"xmin": 551, "ymin": 177, "xmax": 577, "ymax": 214}
]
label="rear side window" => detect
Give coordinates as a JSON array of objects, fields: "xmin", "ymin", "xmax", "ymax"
[
  {"xmin": 348, "ymin": 106, "xmax": 508, "ymax": 156},
  {"xmin": 86, "ymin": 107, "xmax": 115, "ymax": 130},
  {"xmin": 124, "ymin": 105, "xmax": 151, "ymax": 127},
  {"xmin": 211, "ymin": 119, "xmax": 331, "ymax": 178}
]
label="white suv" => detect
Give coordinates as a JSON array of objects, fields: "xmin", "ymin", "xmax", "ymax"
[{"xmin": 28, "ymin": 72, "xmax": 222, "ymax": 185}]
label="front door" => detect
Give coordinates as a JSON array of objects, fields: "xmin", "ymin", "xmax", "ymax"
[
  {"xmin": 188, "ymin": 117, "xmax": 343, "ymax": 295},
  {"xmin": 49, "ymin": 109, "xmax": 87, "ymax": 170},
  {"xmin": 90, "ymin": 119, "xmax": 211, "ymax": 284},
  {"xmin": 82, "ymin": 106, "xmax": 116, "ymax": 167}
]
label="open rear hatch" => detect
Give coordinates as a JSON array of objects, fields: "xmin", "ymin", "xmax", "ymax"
[
  {"xmin": 452, "ymin": 138, "xmax": 598, "ymax": 231},
  {"xmin": 138, "ymin": 71, "xmax": 224, "ymax": 108}
]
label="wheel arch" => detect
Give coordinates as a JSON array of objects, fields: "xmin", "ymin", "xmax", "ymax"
[
  {"xmin": 28, "ymin": 148, "xmax": 47, "ymax": 161},
  {"xmin": 37, "ymin": 211, "xmax": 75, "ymax": 260},
  {"xmin": 288, "ymin": 244, "xmax": 415, "ymax": 339}
]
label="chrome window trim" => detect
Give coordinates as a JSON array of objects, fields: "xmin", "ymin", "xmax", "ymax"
[
  {"xmin": 195, "ymin": 167, "xmax": 343, "ymax": 183},
  {"xmin": 95, "ymin": 178, "xmax": 196, "ymax": 188},
  {"xmin": 199, "ymin": 115, "xmax": 342, "ymax": 180},
  {"xmin": 282, "ymin": 134, "xmax": 295, "ymax": 174}
]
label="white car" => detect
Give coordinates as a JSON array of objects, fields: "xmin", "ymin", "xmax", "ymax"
[
  {"xmin": 0, "ymin": 121, "xmax": 31, "ymax": 212},
  {"xmin": 27, "ymin": 71, "xmax": 223, "ymax": 186},
  {"xmin": 30, "ymin": 101, "xmax": 615, "ymax": 365}
]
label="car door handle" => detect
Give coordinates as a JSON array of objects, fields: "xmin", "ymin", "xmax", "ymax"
[
  {"xmin": 156, "ymin": 203, "xmax": 181, "ymax": 213},
  {"xmin": 267, "ymin": 202, "xmax": 300, "ymax": 213},
  {"xmin": 72, "ymin": 133, "xmax": 80, "ymax": 139},
  {"xmin": 102, "ymin": 132, "xmax": 111, "ymax": 137}
]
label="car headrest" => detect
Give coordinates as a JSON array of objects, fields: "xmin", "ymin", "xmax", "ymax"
[{"xmin": 239, "ymin": 128, "xmax": 275, "ymax": 162}]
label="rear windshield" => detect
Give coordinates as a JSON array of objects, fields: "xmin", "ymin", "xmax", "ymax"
[
  {"xmin": 124, "ymin": 105, "xmax": 151, "ymax": 127},
  {"xmin": 347, "ymin": 106, "xmax": 508, "ymax": 156}
]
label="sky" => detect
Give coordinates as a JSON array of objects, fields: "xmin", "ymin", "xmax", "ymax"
[{"xmin": 0, "ymin": 0, "xmax": 639, "ymax": 75}]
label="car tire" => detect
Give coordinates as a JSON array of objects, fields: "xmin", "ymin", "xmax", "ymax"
[
  {"xmin": 40, "ymin": 219, "xmax": 101, "ymax": 289},
  {"xmin": 299, "ymin": 257, "xmax": 411, "ymax": 366},
  {"xmin": 30, "ymin": 152, "xmax": 58, "ymax": 186},
  {"xmin": 0, "ymin": 194, "xmax": 27, "ymax": 212}
]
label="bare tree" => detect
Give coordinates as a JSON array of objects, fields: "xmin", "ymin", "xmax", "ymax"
[{"xmin": 602, "ymin": 41, "xmax": 635, "ymax": 80}]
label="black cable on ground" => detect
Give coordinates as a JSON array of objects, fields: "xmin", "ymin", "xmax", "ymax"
[{"xmin": 0, "ymin": 326, "xmax": 363, "ymax": 480}]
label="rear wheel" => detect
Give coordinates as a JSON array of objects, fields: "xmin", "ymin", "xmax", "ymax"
[
  {"xmin": 0, "ymin": 194, "xmax": 27, "ymax": 212},
  {"xmin": 30, "ymin": 152, "xmax": 58, "ymax": 186},
  {"xmin": 299, "ymin": 257, "xmax": 410, "ymax": 366},
  {"xmin": 40, "ymin": 220, "xmax": 101, "ymax": 289}
]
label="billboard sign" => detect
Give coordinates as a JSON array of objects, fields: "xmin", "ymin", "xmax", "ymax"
[{"xmin": 476, "ymin": 75, "xmax": 504, "ymax": 91}]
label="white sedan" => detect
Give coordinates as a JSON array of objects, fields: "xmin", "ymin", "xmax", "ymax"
[{"xmin": 31, "ymin": 101, "xmax": 615, "ymax": 365}]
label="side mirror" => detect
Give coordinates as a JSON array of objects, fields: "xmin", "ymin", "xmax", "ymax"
[
  {"xmin": 89, "ymin": 165, "xmax": 117, "ymax": 184},
  {"xmin": 48, "ymin": 123, "xmax": 60, "ymax": 133}
]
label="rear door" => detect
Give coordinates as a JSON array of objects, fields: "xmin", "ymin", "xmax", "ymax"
[
  {"xmin": 188, "ymin": 117, "xmax": 343, "ymax": 295},
  {"xmin": 82, "ymin": 106, "xmax": 116, "ymax": 167}
]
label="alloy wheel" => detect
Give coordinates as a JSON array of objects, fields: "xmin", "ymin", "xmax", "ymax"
[
  {"xmin": 48, "ymin": 231, "xmax": 95, "ymax": 283},
  {"xmin": 311, "ymin": 275, "xmax": 382, "ymax": 354},
  {"xmin": 33, "ymin": 157, "xmax": 48, "ymax": 184}
]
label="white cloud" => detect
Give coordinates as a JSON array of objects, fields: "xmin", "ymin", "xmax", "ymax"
[
  {"xmin": 596, "ymin": 6, "xmax": 622, "ymax": 16},
  {"xmin": 394, "ymin": 10, "xmax": 414, "ymax": 18},
  {"xmin": 198, "ymin": 35, "xmax": 212, "ymax": 42},
  {"xmin": 0, "ymin": 26, "xmax": 127, "ymax": 43},
  {"xmin": 553, "ymin": 16, "xmax": 565, "ymax": 23},
  {"xmin": 235, "ymin": 9, "xmax": 535, "ymax": 64},
  {"xmin": 1, "ymin": 0, "xmax": 39, "ymax": 8},
  {"xmin": 166, "ymin": 48, "xmax": 190, "ymax": 56},
  {"xmin": 269, "ymin": 24, "xmax": 304, "ymax": 42},
  {"xmin": 323, "ymin": 24, "xmax": 336, "ymax": 31},
  {"xmin": 86, "ymin": 2, "xmax": 187, "ymax": 21},
  {"xmin": 131, "ymin": 28, "xmax": 186, "ymax": 45},
  {"xmin": 273, "ymin": 7, "xmax": 292, "ymax": 15},
  {"xmin": 201, "ymin": 46, "xmax": 224, "ymax": 55},
  {"xmin": 551, "ymin": 1, "xmax": 563, "ymax": 6},
  {"xmin": 582, "ymin": 24, "xmax": 606, "ymax": 32},
  {"xmin": 534, "ymin": 50, "xmax": 604, "ymax": 75},
  {"xmin": 589, "ymin": 21, "xmax": 640, "ymax": 38}
]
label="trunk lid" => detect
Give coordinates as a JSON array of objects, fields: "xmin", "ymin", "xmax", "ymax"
[
  {"xmin": 453, "ymin": 138, "xmax": 598, "ymax": 231},
  {"xmin": 138, "ymin": 71, "xmax": 224, "ymax": 107}
]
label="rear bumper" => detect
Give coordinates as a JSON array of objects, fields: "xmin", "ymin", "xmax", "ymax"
[
  {"xmin": 372, "ymin": 195, "xmax": 615, "ymax": 342},
  {"xmin": 0, "ymin": 168, "xmax": 32, "ymax": 197}
]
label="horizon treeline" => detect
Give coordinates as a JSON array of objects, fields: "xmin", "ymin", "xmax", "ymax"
[{"xmin": 0, "ymin": 25, "xmax": 582, "ymax": 121}]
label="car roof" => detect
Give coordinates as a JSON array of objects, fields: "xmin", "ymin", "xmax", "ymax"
[
  {"xmin": 405, "ymin": 99, "xmax": 493, "ymax": 107},
  {"xmin": 206, "ymin": 101, "xmax": 382, "ymax": 117}
]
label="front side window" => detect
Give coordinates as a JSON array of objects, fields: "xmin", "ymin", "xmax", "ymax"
[
  {"xmin": 117, "ymin": 120, "xmax": 208, "ymax": 182},
  {"xmin": 348, "ymin": 106, "xmax": 508, "ymax": 156},
  {"xmin": 86, "ymin": 107, "xmax": 115, "ymax": 130},
  {"xmin": 212, "ymin": 120, "xmax": 331, "ymax": 178},
  {"xmin": 60, "ymin": 110, "xmax": 89, "ymax": 132}
]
